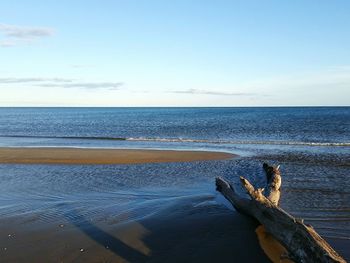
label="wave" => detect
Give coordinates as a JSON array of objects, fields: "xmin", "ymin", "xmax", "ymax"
[
  {"xmin": 126, "ymin": 137, "xmax": 350, "ymax": 147},
  {"xmin": 1, "ymin": 135, "xmax": 349, "ymax": 147},
  {"xmin": 1, "ymin": 135, "xmax": 127, "ymax": 141}
]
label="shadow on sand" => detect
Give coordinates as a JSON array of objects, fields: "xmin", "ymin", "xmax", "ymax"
[
  {"xmin": 62, "ymin": 205, "xmax": 149, "ymax": 262},
  {"xmin": 59, "ymin": 199, "xmax": 271, "ymax": 263}
]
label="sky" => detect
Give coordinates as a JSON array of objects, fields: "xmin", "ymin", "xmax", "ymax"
[{"xmin": 0, "ymin": 0, "xmax": 349, "ymax": 106}]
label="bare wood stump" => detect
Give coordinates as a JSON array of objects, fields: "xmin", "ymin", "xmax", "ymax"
[{"xmin": 216, "ymin": 163, "xmax": 346, "ymax": 263}]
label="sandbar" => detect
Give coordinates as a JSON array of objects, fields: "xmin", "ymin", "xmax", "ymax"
[{"xmin": 0, "ymin": 147, "xmax": 235, "ymax": 164}]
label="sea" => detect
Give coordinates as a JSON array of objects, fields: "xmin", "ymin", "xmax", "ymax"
[{"xmin": 0, "ymin": 107, "xmax": 349, "ymax": 261}]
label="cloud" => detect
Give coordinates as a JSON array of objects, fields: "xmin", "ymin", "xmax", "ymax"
[
  {"xmin": 0, "ymin": 23, "xmax": 53, "ymax": 38},
  {"xmin": 0, "ymin": 77, "xmax": 73, "ymax": 83},
  {"xmin": 0, "ymin": 39, "xmax": 16, "ymax": 47},
  {"xmin": 0, "ymin": 77, "xmax": 124, "ymax": 90},
  {"xmin": 38, "ymin": 82, "xmax": 124, "ymax": 90},
  {"xmin": 169, "ymin": 88, "xmax": 257, "ymax": 96},
  {"xmin": 170, "ymin": 66, "xmax": 350, "ymax": 99},
  {"xmin": 0, "ymin": 23, "xmax": 54, "ymax": 47}
]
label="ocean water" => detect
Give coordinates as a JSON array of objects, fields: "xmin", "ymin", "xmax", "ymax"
[
  {"xmin": 0, "ymin": 107, "xmax": 349, "ymax": 145},
  {"xmin": 0, "ymin": 107, "xmax": 349, "ymax": 260}
]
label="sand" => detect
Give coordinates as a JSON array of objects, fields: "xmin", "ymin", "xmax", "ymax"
[
  {"xmin": 1, "ymin": 197, "xmax": 347, "ymax": 262},
  {"xmin": 0, "ymin": 196, "xmax": 272, "ymax": 263},
  {"xmin": 0, "ymin": 147, "xmax": 235, "ymax": 164}
]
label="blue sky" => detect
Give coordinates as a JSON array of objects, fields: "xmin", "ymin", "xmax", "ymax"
[{"xmin": 0, "ymin": 0, "xmax": 349, "ymax": 106}]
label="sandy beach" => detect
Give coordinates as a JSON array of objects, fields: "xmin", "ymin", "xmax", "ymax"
[
  {"xmin": 0, "ymin": 194, "xmax": 272, "ymax": 263},
  {"xmin": 0, "ymin": 147, "xmax": 235, "ymax": 164}
]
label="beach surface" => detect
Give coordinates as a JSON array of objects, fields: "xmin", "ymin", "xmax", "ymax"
[
  {"xmin": 0, "ymin": 147, "xmax": 235, "ymax": 164},
  {"xmin": 0, "ymin": 195, "xmax": 272, "ymax": 263}
]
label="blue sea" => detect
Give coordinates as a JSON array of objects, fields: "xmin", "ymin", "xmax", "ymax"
[{"xmin": 0, "ymin": 107, "xmax": 349, "ymax": 262}]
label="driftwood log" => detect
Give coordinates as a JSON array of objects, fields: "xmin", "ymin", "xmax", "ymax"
[{"xmin": 216, "ymin": 163, "xmax": 346, "ymax": 263}]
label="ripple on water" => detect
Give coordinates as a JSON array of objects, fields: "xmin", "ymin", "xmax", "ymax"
[{"xmin": 0, "ymin": 153, "xmax": 349, "ymax": 243}]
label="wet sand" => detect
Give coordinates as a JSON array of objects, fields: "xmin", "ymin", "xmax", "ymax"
[
  {"xmin": 0, "ymin": 147, "xmax": 235, "ymax": 164},
  {"xmin": 0, "ymin": 196, "xmax": 271, "ymax": 263},
  {"xmin": 0, "ymin": 195, "xmax": 347, "ymax": 263}
]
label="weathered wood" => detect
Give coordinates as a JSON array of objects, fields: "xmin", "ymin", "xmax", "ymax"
[
  {"xmin": 216, "ymin": 163, "xmax": 346, "ymax": 263},
  {"xmin": 263, "ymin": 163, "xmax": 281, "ymax": 206}
]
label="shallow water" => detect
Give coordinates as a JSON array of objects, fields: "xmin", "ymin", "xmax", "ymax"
[{"xmin": 0, "ymin": 155, "xmax": 348, "ymax": 257}]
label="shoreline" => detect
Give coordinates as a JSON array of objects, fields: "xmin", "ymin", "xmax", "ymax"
[{"xmin": 0, "ymin": 147, "xmax": 235, "ymax": 164}]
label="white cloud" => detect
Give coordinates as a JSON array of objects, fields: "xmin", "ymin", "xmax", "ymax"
[
  {"xmin": 0, "ymin": 39, "xmax": 16, "ymax": 47},
  {"xmin": 0, "ymin": 77, "xmax": 124, "ymax": 90},
  {"xmin": 38, "ymin": 82, "xmax": 124, "ymax": 90},
  {"xmin": 0, "ymin": 23, "xmax": 54, "ymax": 47},
  {"xmin": 0, "ymin": 77, "xmax": 73, "ymax": 83},
  {"xmin": 169, "ymin": 89, "xmax": 257, "ymax": 96}
]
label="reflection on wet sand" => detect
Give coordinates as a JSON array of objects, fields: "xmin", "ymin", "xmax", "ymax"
[{"xmin": 256, "ymin": 225, "xmax": 294, "ymax": 263}]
